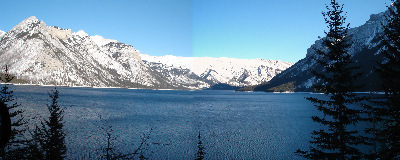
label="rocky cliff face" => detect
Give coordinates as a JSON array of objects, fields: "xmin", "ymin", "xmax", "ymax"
[
  {"xmin": 0, "ymin": 16, "xmax": 292, "ymax": 89},
  {"xmin": 0, "ymin": 16, "xmax": 161, "ymax": 88},
  {"xmin": 253, "ymin": 11, "xmax": 387, "ymax": 92}
]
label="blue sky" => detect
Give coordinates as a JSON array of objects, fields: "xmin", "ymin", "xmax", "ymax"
[{"xmin": 0, "ymin": 0, "xmax": 390, "ymax": 63}]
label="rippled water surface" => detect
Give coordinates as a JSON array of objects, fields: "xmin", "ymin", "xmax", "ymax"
[{"xmin": 12, "ymin": 85, "xmax": 324, "ymax": 159}]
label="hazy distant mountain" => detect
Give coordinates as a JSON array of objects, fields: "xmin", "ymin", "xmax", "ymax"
[
  {"xmin": 0, "ymin": 16, "xmax": 292, "ymax": 89},
  {"xmin": 246, "ymin": 11, "xmax": 387, "ymax": 92},
  {"xmin": 141, "ymin": 54, "xmax": 292, "ymax": 89}
]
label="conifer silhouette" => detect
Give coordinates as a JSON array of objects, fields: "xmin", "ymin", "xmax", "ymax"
[
  {"xmin": 195, "ymin": 131, "xmax": 205, "ymax": 160},
  {"xmin": 0, "ymin": 65, "xmax": 28, "ymax": 159},
  {"xmin": 296, "ymin": 0, "xmax": 365, "ymax": 159},
  {"xmin": 0, "ymin": 101, "xmax": 11, "ymax": 159},
  {"xmin": 34, "ymin": 88, "xmax": 67, "ymax": 160},
  {"xmin": 367, "ymin": 0, "xmax": 400, "ymax": 159}
]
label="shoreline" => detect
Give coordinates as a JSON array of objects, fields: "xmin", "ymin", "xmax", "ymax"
[{"xmin": 3, "ymin": 83, "xmax": 386, "ymax": 94}]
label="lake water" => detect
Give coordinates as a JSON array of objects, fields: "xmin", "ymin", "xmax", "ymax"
[{"xmin": 11, "ymin": 85, "xmax": 326, "ymax": 159}]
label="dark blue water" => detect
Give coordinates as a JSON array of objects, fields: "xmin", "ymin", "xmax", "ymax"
[{"xmin": 11, "ymin": 85, "xmax": 324, "ymax": 159}]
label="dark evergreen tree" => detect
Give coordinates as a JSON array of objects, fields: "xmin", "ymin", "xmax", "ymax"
[
  {"xmin": 0, "ymin": 102, "xmax": 11, "ymax": 159},
  {"xmin": 195, "ymin": 131, "xmax": 205, "ymax": 160},
  {"xmin": 296, "ymin": 0, "xmax": 365, "ymax": 159},
  {"xmin": 370, "ymin": 0, "xmax": 400, "ymax": 159},
  {"xmin": 361, "ymin": 98, "xmax": 382, "ymax": 160},
  {"xmin": 0, "ymin": 65, "xmax": 28, "ymax": 159},
  {"xmin": 38, "ymin": 88, "xmax": 67, "ymax": 160}
]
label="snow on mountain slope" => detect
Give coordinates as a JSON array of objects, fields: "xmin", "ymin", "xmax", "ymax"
[
  {"xmin": 0, "ymin": 16, "xmax": 293, "ymax": 89},
  {"xmin": 255, "ymin": 11, "xmax": 388, "ymax": 92},
  {"xmin": 0, "ymin": 30, "xmax": 5, "ymax": 39},
  {"xmin": 91, "ymin": 35, "xmax": 119, "ymax": 47},
  {"xmin": 141, "ymin": 54, "xmax": 293, "ymax": 87},
  {"xmin": 0, "ymin": 16, "xmax": 159, "ymax": 88}
]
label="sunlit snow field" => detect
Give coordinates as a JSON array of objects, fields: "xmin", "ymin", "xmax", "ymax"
[{"xmin": 12, "ymin": 85, "xmax": 326, "ymax": 159}]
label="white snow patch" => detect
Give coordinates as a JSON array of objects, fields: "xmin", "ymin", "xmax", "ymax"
[
  {"xmin": 73, "ymin": 30, "xmax": 89, "ymax": 37},
  {"xmin": 303, "ymin": 76, "xmax": 316, "ymax": 89},
  {"xmin": 90, "ymin": 35, "xmax": 118, "ymax": 47},
  {"xmin": 0, "ymin": 30, "xmax": 5, "ymax": 38}
]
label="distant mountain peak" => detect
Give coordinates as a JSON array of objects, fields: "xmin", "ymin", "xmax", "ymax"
[
  {"xmin": 367, "ymin": 11, "xmax": 387, "ymax": 23},
  {"xmin": 73, "ymin": 30, "xmax": 89, "ymax": 37},
  {"xmin": 25, "ymin": 16, "xmax": 39, "ymax": 22},
  {"xmin": 90, "ymin": 35, "xmax": 119, "ymax": 47},
  {"xmin": 18, "ymin": 16, "xmax": 40, "ymax": 26},
  {"xmin": 8, "ymin": 16, "xmax": 45, "ymax": 35},
  {"xmin": 0, "ymin": 16, "xmax": 293, "ymax": 89}
]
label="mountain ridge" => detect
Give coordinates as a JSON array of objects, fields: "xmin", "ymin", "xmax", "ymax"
[
  {"xmin": 241, "ymin": 10, "xmax": 388, "ymax": 92},
  {"xmin": 0, "ymin": 16, "xmax": 293, "ymax": 90}
]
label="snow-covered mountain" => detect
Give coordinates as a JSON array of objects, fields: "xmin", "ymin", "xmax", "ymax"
[
  {"xmin": 249, "ymin": 11, "xmax": 387, "ymax": 92},
  {"xmin": 141, "ymin": 55, "xmax": 292, "ymax": 88},
  {"xmin": 0, "ymin": 16, "xmax": 161, "ymax": 88},
  {"xmin": 0, "ymin": 16, "xmax": 292, "ymax": 89}
]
